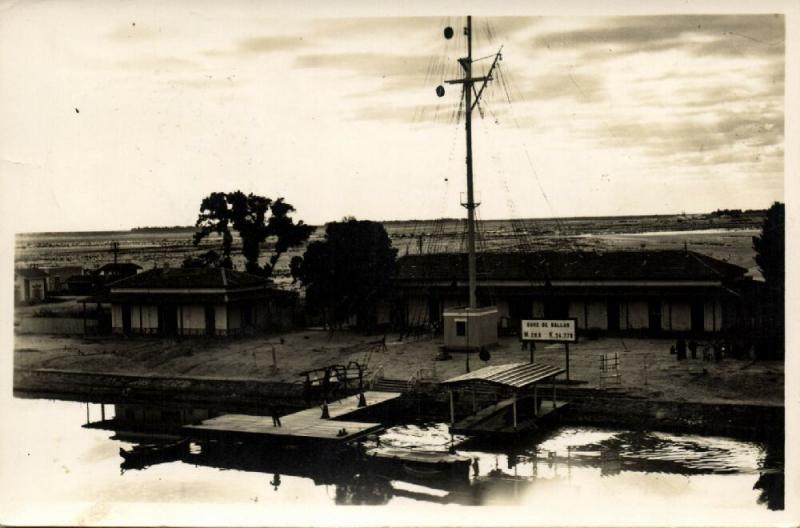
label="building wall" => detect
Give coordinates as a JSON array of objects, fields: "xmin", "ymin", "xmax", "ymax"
[
  {"xmin": 704, "ymin": 299, "xmax": 721, "ymax": 332},
  {"xmin": 181, "ymin": 305, "xmax": 206, "ymax": 334},
  {"xmin": 227, "ymin": 304, "xmax": 241, "ymax": 332},
  {"xmin": 215, "ymin": 305, "xmax": 227, "ymax": 332},
  {"xmin": 401, "ymin": 289, "xmax": 730, "ymax": 336},
  {"xmin": 586, "ymin": 300, "xmax": 608, "ymax": 330},
  {"xmin": 568, "ymin": 301, "xmax": 585, "ymax": 329},
  {"xmin": 493, "ymin": 299, "xmax": 509, "ymax": 319},
  {"xmin": 111, "ymin": 304, "xmax": 122, "ymax": 332},
  {"xmin": 620, "ymin": 300, "xmax": 648, "ymax": 330},
  {"xmin": 671, "ymin": 301, "xmax": 692, "ymax": 331},
  {"xmin": 17, "ymin": 277, "xmax": 47, "ymax": 302},
  {"xmin": 443, "ymin": 309, "xmax": 498, "ymax": 350},
  {"xmin": 661, "ymin": 300, "xmax": 671, "ymax": 331}
]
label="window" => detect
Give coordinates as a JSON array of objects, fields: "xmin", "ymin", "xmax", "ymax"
[{"xmin": 455, "ymin": 320, "xmax": 467, "ymax": 337}]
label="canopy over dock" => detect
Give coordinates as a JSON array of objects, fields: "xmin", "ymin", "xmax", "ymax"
[{"xmin": 442, "ymin": 363, "xmax": 567, "ymax": 436}]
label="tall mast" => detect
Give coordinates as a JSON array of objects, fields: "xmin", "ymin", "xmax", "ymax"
[
  {"xmin": 439, "ymin": 16, "xmax": 502, "ymax": 310},
  {"xmin": 464, "ymin": 15, "xmax": 477, "ymax": 309}
]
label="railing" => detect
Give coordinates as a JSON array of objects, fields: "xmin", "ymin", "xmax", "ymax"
[
  {"xmin": 369, "ymin": 365, "xmax": 385, "ymax": 390},
  {"xmin": 407, "ymin": 366, "xmax": 438, "ymax": 390}
]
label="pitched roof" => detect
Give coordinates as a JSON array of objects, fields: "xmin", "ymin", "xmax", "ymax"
[
  {"xmin": 109, "ymin": 267, "xmax": 271, "ymax": 290},
  {"xmin": 15, "ymin": 267, "xmax": 49, "ymax": 279},
  {"xmin": 98, "ymin": 263, "xmax": 142, "ymax": 272},
  {"xmin": 442, "ymin": 362, "xmax": 565, "ymax": 389},
  {"xmin": 396, "ymin": 250, "xmax": 747, "ymax": 282}
]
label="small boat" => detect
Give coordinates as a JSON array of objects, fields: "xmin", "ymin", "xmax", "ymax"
[
  {"xmin": 119, "ymin": 438, "xmax": 189, "ymax": 469},
  {"xmin": 365, "ymin": 446, "xmax": 471, "ymax": 482}
]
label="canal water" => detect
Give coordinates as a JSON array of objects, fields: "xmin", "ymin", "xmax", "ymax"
[{"xmin": 0, "ymin": 395, "xmax": 786, "ymax": 526}]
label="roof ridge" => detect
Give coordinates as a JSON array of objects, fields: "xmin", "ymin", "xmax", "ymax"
[{"xmin": 686, "ymin": 251, "xmax": 723, "ymax": 278}]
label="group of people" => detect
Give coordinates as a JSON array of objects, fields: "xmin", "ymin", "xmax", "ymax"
[{"xmin": 671, "ymin": 338, "xmax": 725, "ymax": 361}]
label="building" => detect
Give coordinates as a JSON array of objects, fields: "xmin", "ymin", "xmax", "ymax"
[
  {"xmin": 42, "ymin": 266, "xmax": 84, "ymax": 293},
  {"xmin": 394, "ymin": 250, "xmax": 750, "ymax": 336},
  {"xmin": 14, "ymin": 267, "xmax": 49, "ymax": 303},
  {"xmin": 106, "ymin": 267, "xmax": 297, "ymax": 336},
  {"xmin": 97, "ymin": 262, "xmax": 142, "ymax": 283}
]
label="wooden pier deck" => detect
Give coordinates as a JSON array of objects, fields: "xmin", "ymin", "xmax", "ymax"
[{"xmin": 184, "ymin": 391, "xmax": 402, "ymax": 444}]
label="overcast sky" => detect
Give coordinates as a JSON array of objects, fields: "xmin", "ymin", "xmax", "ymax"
[{"xmin": 0, "ymin": 2, "xmax": 789, "ymax": 232}]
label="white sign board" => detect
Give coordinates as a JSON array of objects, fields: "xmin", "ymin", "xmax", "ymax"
[{"xmin": 521, "ymin": 319, "xmax": 577, "ymax": 342}]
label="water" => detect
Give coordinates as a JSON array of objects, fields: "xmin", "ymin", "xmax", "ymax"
[{"xmin": 0, "ymin": 396, "xmax": 786, "ymax": 526}]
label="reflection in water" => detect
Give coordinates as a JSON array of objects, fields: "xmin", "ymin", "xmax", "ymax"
[{"xmin": 9, "ymin": 398, "xmax": 787, "ymax": 512}]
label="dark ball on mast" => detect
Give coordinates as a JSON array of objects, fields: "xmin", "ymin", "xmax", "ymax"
[
  {"xmin": 435, "ymin": 85, "xmax": 445, "ymax": 97},
  {"xmin": 443, "ymin": 26, "xmax": 454, "ymax": 39}
]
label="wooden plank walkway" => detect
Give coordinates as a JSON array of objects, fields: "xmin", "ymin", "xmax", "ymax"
[{"xmin": 184, "ymin": 391, "xmax": 402, "ymax": 444}]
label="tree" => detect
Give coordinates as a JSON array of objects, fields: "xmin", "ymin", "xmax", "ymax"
[
  {"xmin": 752, "ymin": 202, "xmax": 785, "ymax": 288},
  {"xmin": 182, "ymin": 249, "xmax": 222, "ymax": 269},
  {"xmin": 751, "ymin": 202, "xmax": 785, "ymax": 359},
  {"xmin": 291, "ymin": 219, "xmax": 397, "ymax": 330},
  {"xmin": 193, "ymin": 191, "xmax": 314, "ymax": 277}
]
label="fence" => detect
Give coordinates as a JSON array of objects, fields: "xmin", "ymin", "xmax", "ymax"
[{"xmin": 17, "ymin": 317, "xmax": 98, "ymax": 335}]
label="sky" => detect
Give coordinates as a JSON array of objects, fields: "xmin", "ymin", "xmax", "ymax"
[{"xmin": 0, "ymin": 1, "xmax": 791, "ymax": 232}]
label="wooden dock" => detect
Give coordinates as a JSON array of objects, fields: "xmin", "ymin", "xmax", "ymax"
[{"xmin": 184, "ymin": 391, "xmax": 402, "ymax": 444}]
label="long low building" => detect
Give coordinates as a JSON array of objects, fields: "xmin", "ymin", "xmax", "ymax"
[
  {"xmin": 106, "ymin": 267, "xmax": 297, "ymax": 337},
  {"xmin": 394, "ymin": 250, "xmax": 752, "ymax": 336}
]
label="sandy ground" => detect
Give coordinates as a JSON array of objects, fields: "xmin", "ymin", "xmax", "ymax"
[{"xmin": 13, "ymin": 330, "xmax": 783, "ymax": 406}]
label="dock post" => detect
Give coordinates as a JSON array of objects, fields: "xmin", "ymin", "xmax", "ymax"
[
  {"xmin": 449, "ymin": 391, "xmax": 455, "ymax": 425},
  {"xmin": 101, "ymin": 404, "xmax": 105, "ymax": 421},
  {"xmin": 85, "ymin": 403, "xmax": 90, "ymax": 425},
  {"xmin": 512, "ymin": 393, "xmax": 517, "ymax": 429},
  {"xmin": 321, "ymin": 402, "xmax": 330, "ymax": 419},
  {"xmin": 533, "ymin": 385, "xmax": 538, "ymax": 416},
  {"xmin": 552, "ymin": 377, "xmax": 557, "ymax": 409},
  {"xmin": 565, "ymin": 343, "xmax": 570, "ymax": 381}
]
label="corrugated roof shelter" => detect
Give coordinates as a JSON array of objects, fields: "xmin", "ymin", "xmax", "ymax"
[
  {"xmin": 441, "ymin": 362, "xmax": 565, "ymax": 390},
  {"xmin": 442, "ymin": 362, "xmax": 568, "ymax": 436}
]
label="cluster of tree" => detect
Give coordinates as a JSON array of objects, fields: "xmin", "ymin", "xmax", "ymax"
[
  {"xmin": 290, "ymin": 218, "xmax": 397, "ymax": 330},
  {"xmin": 751, "ymin": 201, "xmax": 784, "ymax": 359},
  {"xmin": 710, "ymin": 208, "xmax": 745, "ymax": 218},
  {"xmin": 185, "ymin": 191, "xmax": 314, "ymax": 277},
  {"xmin": 130, "ymin": 225, "xmax": 194, "ymax": 233}
]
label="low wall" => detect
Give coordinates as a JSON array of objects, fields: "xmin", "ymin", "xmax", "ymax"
[
  {"xmin": 565, "ymin": 397, "xmax": 784, "ymax": 438},
  {"xmin": 13, "ymin": 368, "xmax": 307, "ymax": 413},
  {"xmin": 17, "ymin": 317, "xmax": 98, "ymax": 335}
]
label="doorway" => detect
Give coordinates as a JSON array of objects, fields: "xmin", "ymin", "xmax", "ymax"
[
  {"xmin": 607, "ymin": 300, "xmax": 620, "ymax": 332},
  {"xmin": 690, "ymin": 300, "xmax": 705, "ymax": 334},
  {"xmin": 204, "ymin": 305, "xmax": 216, "ymax": 336},
  {"xmin": 157, "ymin": 305, "xmax": 179, "ymax": 336},
  {"xmin": 648, "ymin": 300, "xmax": 661, "ymax": 334},
  {"xmin": 121, "ymin": 304, "xmax": 132, "ymax": 334}
]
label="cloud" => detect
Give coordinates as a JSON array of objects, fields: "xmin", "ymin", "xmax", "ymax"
[
  {"xmin": 507, "ymin": 71, "xmax": 606, "ymax": 103},
  {"xmin": 532, "ymin": 15, "xmax": 784, "ymax": 59},
  {"xmin": 204, "ymin": 35, "xmax": 309, "ymax": 57},
  {"xmin": 113, "ymin": 56, "xmax": 200, "ymax": 72},
  {"xmin": 106, "ymin": 22, "xmax": 163, "ymax": 41}
]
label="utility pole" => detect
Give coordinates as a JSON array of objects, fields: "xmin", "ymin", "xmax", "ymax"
[{"xmin": 111, "ymin": 241, "xmax": 119, "ymax": 265}]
